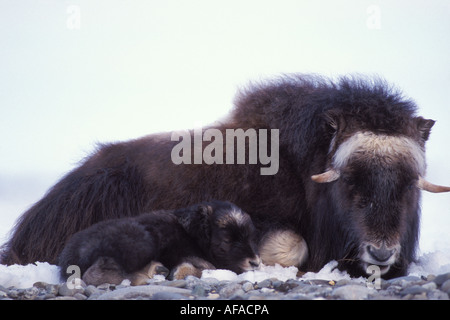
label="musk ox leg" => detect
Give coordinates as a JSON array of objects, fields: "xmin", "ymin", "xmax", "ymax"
[
  {"xmin": 259, "ymin": 230, "xmax": 308, "ymax": 268},
  {"xmin": 128, "ymin": 261, "xmax": 170, "ymax": 286},
  {"xmin": 81, "ymin": 256, "xmax": 128, "ymax": 286},
  {"xmin": 170, "ymin": 257, "xmax": 216, "ymax": 280}
]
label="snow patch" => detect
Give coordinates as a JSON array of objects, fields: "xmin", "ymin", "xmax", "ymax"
[
  {"xmin": 201, "ymin": 261, "xmax": 364, "ymax": 284},
  {"xmin": 408, "ymin": 250, "xmax": 450, "ymax": 277},
  {"xmin": 202, "ymin": 264, "xmax": 298, "ymax": 283},
  {"xmin": 0, "ymin": 262, "xmax": 62, "ymax": 288},
  {"xmin": 301, "ymin": 260, "xmax": 364, "ymax": 283}
]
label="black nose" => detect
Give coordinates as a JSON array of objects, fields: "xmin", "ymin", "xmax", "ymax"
[
  {"xmin": 367, "ymin": 244, "xmax": 395, "ymax": 263},
  {"xmin": 249, "ymin": 258, "xmax": 260, "ymax": 268}
]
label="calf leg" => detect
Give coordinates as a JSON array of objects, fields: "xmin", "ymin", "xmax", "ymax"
[
  {"xmin": 129, "ymin": 261, "xmax": 170, "ymax": 285},
  {"xmin": 82, "ymin": 257, "xmax": 171, "ymax": 286},
  {"xmin": 82, "ymin": 256, "xmax": 128, "ymax": 286},
  {"xmin": 171, "ymin": 256, "xmax": 215, "ymax": 280}
]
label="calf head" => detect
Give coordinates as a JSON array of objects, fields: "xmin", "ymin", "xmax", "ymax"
[{"xmin": 176, "ymin": 200, "xmax": 261, "ymax": 274}]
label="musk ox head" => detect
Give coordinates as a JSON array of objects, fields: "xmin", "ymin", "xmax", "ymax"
[
  {"xmin": 311, "ymin": 115, "xmax": 450, "ymax": 277},
  {"xmin": 176, "ymin": 200, "xmax": 261, "ymax": 274}
]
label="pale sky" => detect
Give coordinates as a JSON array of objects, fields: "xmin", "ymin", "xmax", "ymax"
[{"xmin": 0, "ymin": 0, "xmax": 449, "ymax": 252}]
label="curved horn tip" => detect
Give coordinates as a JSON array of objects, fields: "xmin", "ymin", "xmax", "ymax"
[
  {"xmin": 417, "ymin": 176, "xmax": 450, "ymax": 193},
  {"xmin": 311, "ymin": 169, "xmax": 340, "ymax": 183}
]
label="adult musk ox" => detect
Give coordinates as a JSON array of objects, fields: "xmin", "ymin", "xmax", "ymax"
[{"xmin": 2, "ymin": 74, "xmax": 449, "ymax": 279}]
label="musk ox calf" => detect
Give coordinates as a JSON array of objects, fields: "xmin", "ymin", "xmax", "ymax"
[
  {"xmin": 2, "ymin": 74, "xmax": 449, "ymax": 279},
  {"xmin": 58, "ymin": 201, "xmax": 261, "ymax": 285}
]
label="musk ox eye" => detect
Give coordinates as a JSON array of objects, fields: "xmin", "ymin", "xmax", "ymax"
[
  {"xmin": 407, "ymin": 180, "xmax": 418, "ymax": 191},
  {"xmin": 219, "ymin": 238, "xmax": 232, "ymax": 251},
  {"xmin": 342, "ymin": 176, "xmax": 355, "ymax": 186},
  {"xmin": 358, "ymin": 198, "xmax": 372, "ymax": 209}
]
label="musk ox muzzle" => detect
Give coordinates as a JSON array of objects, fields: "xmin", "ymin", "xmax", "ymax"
[{"xmin": 360, "ymin": 241, "xmax": 401, "ymax": 275}]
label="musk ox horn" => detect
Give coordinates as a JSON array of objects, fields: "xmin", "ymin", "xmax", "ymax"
[
  {"xmin": 417, "ymin": 176, "xmax": 450, "ymax": 193},
  {"xmin": 311, "ymin": 169, "xmax": 340, "ymax": 183}
]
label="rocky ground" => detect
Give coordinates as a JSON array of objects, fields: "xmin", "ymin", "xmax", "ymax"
[{"xmin": 1, "ymin": 272, "xmax": 450, "ymax": 300}]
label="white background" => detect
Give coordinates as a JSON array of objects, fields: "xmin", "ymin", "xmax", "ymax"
[{"xmin": 0, "ymin": 0, "xmax": 449, "ymax": 255}]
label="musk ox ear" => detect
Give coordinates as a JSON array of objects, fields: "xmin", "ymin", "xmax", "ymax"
[
  {"xmin": 311, "ymin": 168, "xmax": 340, "ymax": 183},
  {"xmin": 176, "ymin": 204, "xmax": 213, "ymax": 244},
  {"xmin": 415, "ymin": 117, "xmax": 435, "ymax": 141}
]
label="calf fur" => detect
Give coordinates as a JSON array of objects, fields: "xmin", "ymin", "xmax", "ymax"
[{"xmin": 58, "ymin": 200, "xmax": 260, "ymax": 285}]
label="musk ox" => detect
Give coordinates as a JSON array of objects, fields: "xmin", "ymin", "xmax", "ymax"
[
  {"xmin": 2, "ymin": 74, "xmax": 449, "ymax": 279},
  {"xmin": 58, "ymin": 200, "xmax": 261, "ymax": 285}
]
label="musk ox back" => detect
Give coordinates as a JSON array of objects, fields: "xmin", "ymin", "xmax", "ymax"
[{"xmin": 2, "ymin": 74, "xmax": 449, "ymax": 279}]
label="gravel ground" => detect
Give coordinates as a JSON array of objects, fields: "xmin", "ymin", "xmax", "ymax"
[{"xmin": 1, "ymin": 272, "xmax": 450, "ymax": 300}]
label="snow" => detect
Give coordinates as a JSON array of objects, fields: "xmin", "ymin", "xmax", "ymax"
[
  {"xmin": 1, "ymin": 251, "xmax": 450, "ymax": 289},
  {"xmin": 0, "ymin": 262, "xmax": 61, "ymax": 289},
  {"xmin": 202, "ymin": 264, "xmax": 299, "ymax": 283},
  {"xmin": 302, "ymin": 261, "xmax": 364, "ymax": 283},
  {"xmin": 408, "ymin": 250, "xmax": 450, "ymax": 277}
]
